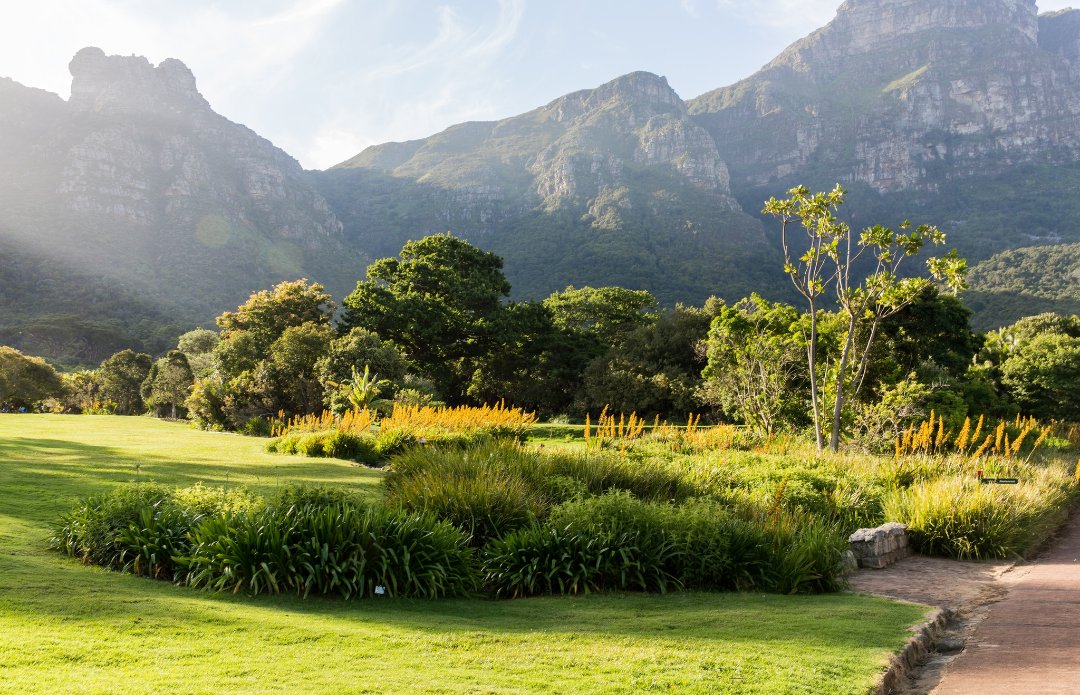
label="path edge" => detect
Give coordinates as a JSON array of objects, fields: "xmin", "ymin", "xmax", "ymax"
[{"xmin": 873, "ymin": 606, "xmax": 954, "ymax": 695}]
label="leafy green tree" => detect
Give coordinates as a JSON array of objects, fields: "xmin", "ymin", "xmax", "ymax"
[
  {"xmin": 877, "ymin": 287, "xmax": 981, "ymax": 380},
  {"xmin": 97, "ymin": 349, "xmax": 153, "ymax": 414},
  {"xmin": 0, "ymin": 346, "xmax": 63, "ymax": 410},
  {"xmin": 466, "ymin": 300, "xmax": 590, "ymax": 415},
  {"xmin": 543, "ymin": 286, "xmax": 658, "ymax": 348},
  {"xmin": 1000, "ymin": 332, "xmax": 1080, "ymax": 420},
  {"xmin": 177, "ymin": 328, "xmax": 219, "ymax": 379},
  {"xmin": 201, "ymin": 280, "xmax": 335, "ymax": 426},
  {"xmin": 264, "ymin": 322, "xmax": 334, "ymax": 416},
  {"xmin": 142, "ymin": 350, "xmax": 194, "ymax": 419},
  {"xmin": 316, "ymin": 328, "xmax": 410, "ymax": 413},
  {"xmin": 341, "ymin": 234, "xmax": 511, "ymax": 401},
  {"xmin": 59, "ymin": 369, "xmax": 102, "ymax": 413},
  {"xmin": 581, "ymin": 303, "xmax": 716, "ymax": 417},
  {"xmin": 701, "ymin": 296, "xmax": 803, "ymax": 434},
  {"xmin": 763, "ymin": 185, "xmax": 967, "ymax": 451},
  {"xmin": 215, "ymin": 280, "xmax": 333, "ymax": 377}
]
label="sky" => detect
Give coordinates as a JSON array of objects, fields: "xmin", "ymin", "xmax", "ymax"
[{"xmin": 2, "ymin": 1, "xmax": 1076, "ymax": 169}]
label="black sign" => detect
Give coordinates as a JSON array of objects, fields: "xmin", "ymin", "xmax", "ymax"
[{"xmin": 979, "ymin": 478, "xmax": 1019, "ymax": 485}]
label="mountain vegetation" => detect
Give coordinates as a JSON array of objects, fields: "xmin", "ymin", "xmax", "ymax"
[{"xmin": 966, "ymin": 242, "xmax": 1080, "ymax": 329}]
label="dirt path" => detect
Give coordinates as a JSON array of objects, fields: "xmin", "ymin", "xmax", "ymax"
[
  {"xmin": 929, "ymin": 510, "xmax": 1080, "ymax": 694},
  {"xmin": 848, "ymin": 511, "xmax": 1080, "ymax": 694}
]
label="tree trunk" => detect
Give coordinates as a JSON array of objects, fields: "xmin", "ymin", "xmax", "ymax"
[
  {"xmin": 808, "ymin": 306, "xmax": 825, "ymax": 450},
  {"xmin": 829, "ymin": 316, "xmax": 858, "ymax": 452}
]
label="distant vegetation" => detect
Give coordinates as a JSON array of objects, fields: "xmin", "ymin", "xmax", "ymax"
[
  {"xmin": 4, "ymin": 186, "xmax": 1080, "ymax": 444},
  {"xmin": 966, "ymin": 242, "xmax": 1080, "ymax": 330}
]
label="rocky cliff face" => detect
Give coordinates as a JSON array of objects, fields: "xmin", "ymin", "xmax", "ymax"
[
  {"xmin": 318, "ymin": 71, "xmax": 770, "ymax": 304},
  {"xmin": 0, "ymin": 49, "xmax": 363, "ymax": 363},
  {"xmin": 689, "ymin": 0, "xmax": 1080, "ymax": 194}
]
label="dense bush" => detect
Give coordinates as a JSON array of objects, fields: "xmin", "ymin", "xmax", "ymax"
[
  {"xmin": 50, "ymin": 483, "xmax": 258, "ymax": 580},
  {"xmin": 483, "ymin": 492, "xmax": 847, "ymax": 598},
  {"xmin": 267, "ymin": 430, "xmax": 379, "ymax": 465},
  {"xmin": 383, "ymin": 442, "xmax": 696, "ymax": 545},
  {"xmin": 384, "ymin": 448, "xmax": 545, "ymax": 546},
  {"xmin": 760, "ymin": 512, "xmax": 848, "ymax": 594},
  {"xmin": 655, "ymin": 500, "xmax": 771, "ymax": 591},
  {"xmin": 181, "ymin": 498, "xmax": 476, "ymax": 599},
  {"xmin": 884, "ymin": 476, "xmax": 1074, "ymax": 559}
]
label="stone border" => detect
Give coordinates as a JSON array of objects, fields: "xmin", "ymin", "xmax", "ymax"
[{"xmin": 873, "ymin": 607, "xmax": 954, "ymax": 695}]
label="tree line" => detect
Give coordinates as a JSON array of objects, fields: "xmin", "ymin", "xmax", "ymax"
[{"xmin": 3, "ymin": 188, "xmax": 1078, "ymax": 449}]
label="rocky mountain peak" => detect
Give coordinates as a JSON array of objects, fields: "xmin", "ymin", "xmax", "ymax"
[
  {"xmin": 68, "ymin": 47, "xmax": 210, "ymax": 117},
  {"xmin": 769, "ymin": 0, "xmax": 1038, "ymax": 73},
  {"xmin": 547, "ymin": 71, "xmax": 684, "ymax": 124},
  {"xmin": 1039, "ymin": 8, "xmax": 1080, "ymax": 64}
]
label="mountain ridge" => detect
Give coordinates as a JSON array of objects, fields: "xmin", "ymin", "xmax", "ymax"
[{"xmin": 7, "ymin": 0, "xmax": 1080, "ymax": 365}]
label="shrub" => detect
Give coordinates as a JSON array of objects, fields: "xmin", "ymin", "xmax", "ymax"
[
  {"xmin": 50, "ymin": 483, "xmax": 257, "ymax": 580},
  {"xmin": 296, "ymin": 432, "xmax": 327, "ymax": 457},
  {"xmin": 536, "ymin": 448, "xmax": 695, "ymax": 503},
  {"xmin": 884, "ymin": 476, "xmax": 1073, "ymax": 559},
  {"xmin": 655, "ymin": 500, "xmax": 770, "ymax": 591},
  {"xmin": 179, "ymin": 495, "xmax": 477, "ymax": 599},
  {"xmin": 483, "ymin": 525, "xmax": 610, "ymax": 598},
  {"xmin": 171, "ymin": 482, "xmax": 261, "ymax": 518},
  {"xmin": 50, "ymin": 483, "xmax": 175, "ymax": 570},
  {"xmin": 485, "ymin": 492, "xmax": 682, "ymax": 596},
  {"xmin": 385, "ymin": 445, "xmax": 546, "ymax": 545},
  {"xmin": 374, "ymin": 429, "xmax": 419, "ymax": 461},
  {"xmin": 762, "ymin": 513, "xmax": 848, "ymax": 594},
  {"xmin": 266, "ymin": 431, "xmax": 378, "ymax": 464},
  {"xmin": 238, "ymin": 417, "xmax": 272, "ymax": 437}
]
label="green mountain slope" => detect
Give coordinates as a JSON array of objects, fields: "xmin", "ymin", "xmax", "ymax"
[
  {"xmin": 312, "ymin": 72, "xmax": 782, "ymax": 305},
  {"xmin": 966, "ymin": 242, "xmax": 1080, "ymax": 330}
]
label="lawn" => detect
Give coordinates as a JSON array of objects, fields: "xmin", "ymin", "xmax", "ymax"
[{"xmin": 0, "ymin": 415, "xmax": 929, "ymax": 694}]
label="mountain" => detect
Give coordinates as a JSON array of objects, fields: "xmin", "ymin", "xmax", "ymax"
[
  {"xmin": 966, "ymin": 242, "xmax": 1080, "ymax": 330},
  {"xmin": 311, "ymin": 72, "xmax": 780, "ymax": 304},
  {"xmin": 688, "ymin": 0, "xmax": 1080, "ymax": 264},
  {"xmin": 0, "ymin": 48, "xmax": 365, "ymax": 365},
  {"xmin": 10, "ymin": 0, "xmax": 1080, "ymax": 367}
]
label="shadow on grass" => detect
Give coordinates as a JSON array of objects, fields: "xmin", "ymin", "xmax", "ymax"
[
  {"xmin": 0, "ymin": 436, "xmax": 384, "ymax": 526},
  {"xmin": 0, "ymin": 429, "xmax": 926, "ymax": 654},
  {"xmin": 0, "ymin": 543, "xmax": 921, "ymax": 651}
]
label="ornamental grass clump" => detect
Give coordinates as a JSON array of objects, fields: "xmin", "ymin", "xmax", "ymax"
[
  {"xmin": 895, "ymin": 412, "xmax": 1052, "ymax": 460},
  {"xmin": 483, "ymin": 492, "xmax": 681, "ymax": 598},
  {"xmin": 49, "ymin": 483, "xmax": 260, "ymax": 580},
  {"xmin": 481, "ymin": 491, "xmax": 848, "ymax": 598},
  {"xmin": 380, "ymin": 402, "xmax": 537, "ymax": 443},
  {"xmin": 384, "ymin": 445, "xmax": 546, "ymax": 546},
  {"xmin": 884, "ymin": 473, "xmax": 1074, "ymax": 559},
  {"xmin": 267, "ymin": 430, "xmax": 378, "ymax": 465},
  {"xmin": 178, "ymin": 489, "xmax": 477, "ymax": 599}
]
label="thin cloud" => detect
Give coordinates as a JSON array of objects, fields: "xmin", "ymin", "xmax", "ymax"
[{"xmin": 715, "ymin": 0, "xmax": 837, "ymax": 32}]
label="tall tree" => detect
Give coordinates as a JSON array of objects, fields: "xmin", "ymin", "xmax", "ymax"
[
  {"xmin": 176, "ymin": 328, "xmax": 219, "ymax": 379},
  {"xmin": 543, "ymin": 286, "xmax": 658, "ymax": 348},
  {"xmin": 142, "ymin": 350, "xmax": 194, "ymax": 419},
  {"xmin": 341, "ymin": 234, "xmax": 511, "ymax": 401},
  {"xmin": 97, "ymin": 349, "xmax": 153, "ymax": 414},
  {"xmin": 763, "ymin": 185, "xmax": 967, "ymax": 451},
  {"xmin": 316, "ymin": 328, "xmax": 410, "ymax": 414},
  {"xmin": 701, "ymin": 296, "xmax": 803, "ymax": 435},
  {"xmin": 0, "ymin": 346, "xmax": 63, "ymax": 410}
]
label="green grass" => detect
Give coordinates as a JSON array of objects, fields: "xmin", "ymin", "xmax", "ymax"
[{"xmin": 0, "ymin": 414, "xmax": 929, "ymax": 694}]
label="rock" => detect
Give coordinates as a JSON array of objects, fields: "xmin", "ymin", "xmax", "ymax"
[
  {"xmin": 850, "ymin": 522, "xmax": 911, "ymax": 569},
  {"xmin": 689, "ymin": 0, "xmax": 1080, "ymax": 194}
]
